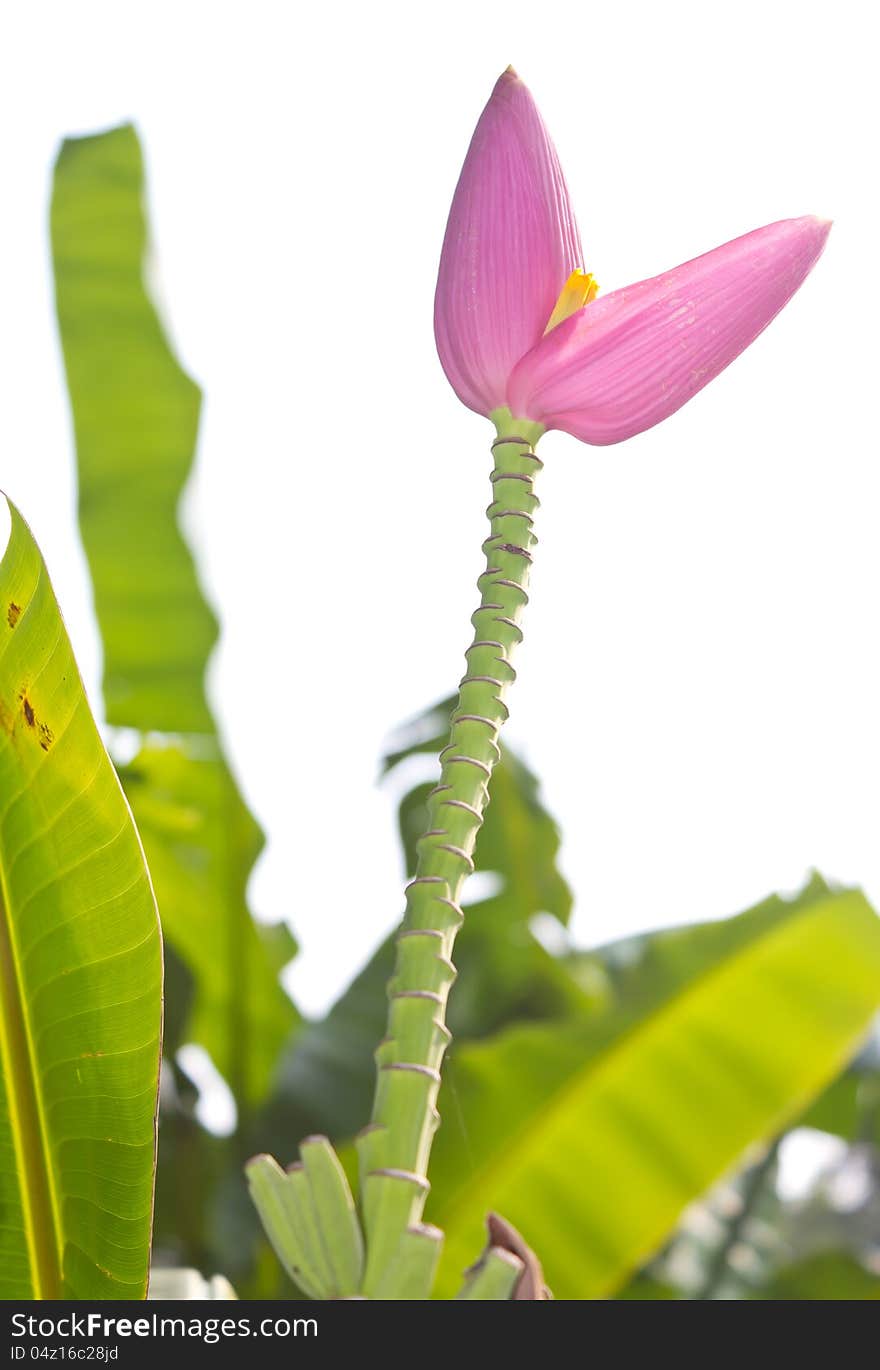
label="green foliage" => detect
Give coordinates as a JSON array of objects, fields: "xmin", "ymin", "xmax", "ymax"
[
  {"xmin": 615, "ymin": 1275, "xmax": 679, "ymax": 1299},
  {"xmin": 800, "ymin": 1044, "xmax": 880, "ymax": 1146},
  {"xmin": 50, "ymin": 123, "xmax": 298, "ymax": 1111},
  {"xmin": 44, "ymin": 119, "xmax": 880, "ymax": 1305},
  {"xmin": 253, "ymin": 698, "xmax": 880, "ymax": 1302},
  {"xmin": 0, "ymin": 503, "xmax": 162, "ymax": 1297},
  {"xmin": 52, "ymin": 125, "xmax": 216, "ymax": 734},
  {"xmin": 118, "ymin": 746, "xmax": 295, "ymax": 1107},
  {"xmin": 756, "ymin": 1252, "xmax": 880, "ymax": 1300},
  {"xmin": 258, "ymin": 696, "xmax": 582, "ymax": 1156},
  {"xmin": 424, "ymin": 880, "xmax": 880, "ymax": 1298}
]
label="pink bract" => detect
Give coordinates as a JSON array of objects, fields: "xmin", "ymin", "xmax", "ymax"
[
  {"xmin": 434, "ymin": 70, "xmax": 830, "ymax": 445},
  {"xmin": 433, "ymin": 68, "xmax": 582, "ymax": 418},
  {"xmin": 508, "ymin": 217, "xmax": 831, "ymax": 445}
]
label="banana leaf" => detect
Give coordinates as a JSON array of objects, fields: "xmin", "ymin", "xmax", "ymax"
[
  {"xmin": 0, "ymin": 502, "xmax": 162, "ymax": 1297},
  {"xmin": 50, "ymin": 124, "xmax": 297, "ymax": 1108},
  {"xmin": 426, "ymin": 879, "xmax": 880, "ymax": 1298}
]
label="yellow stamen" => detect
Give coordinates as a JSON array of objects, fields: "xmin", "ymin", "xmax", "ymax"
[{"xmin": 544, "ymin": 270, "xmax": 599, "ymax": 334}]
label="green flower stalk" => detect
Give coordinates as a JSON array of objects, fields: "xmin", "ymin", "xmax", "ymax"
[
  {"xmin": 357, "ymin": 410, "xmax": 543, "ymax": 1293},
  {"xmin": 249, "ymin": 66, "xmax": 830, "ymax": 1301}
]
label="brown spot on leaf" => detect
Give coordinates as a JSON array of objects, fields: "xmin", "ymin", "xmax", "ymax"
[
  {"xmin": 7, "ymin": 603, "xmax": 21, "ymax": 628},
  {"xmin": 9, "ymin": 691, "xmax": 52, "ymax": 750}
]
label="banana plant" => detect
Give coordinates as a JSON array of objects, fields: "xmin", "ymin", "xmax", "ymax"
[
  {"xmin": 22, "ymin": 68, "xmax": 876, "ymax": 1303},
  {"xmin": 0, "ymin": 502, "xmax": 162, "ymax": 1298},
  {"xmin": 246, "ymin": 70, "xmax": 863, "ymax": 1300}
]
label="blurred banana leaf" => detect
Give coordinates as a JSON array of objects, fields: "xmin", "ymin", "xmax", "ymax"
[
  {"xmin": 755, "ymin": 1252, "xmax": 880, "ymax": 1300},
  {"xmin": 0, "ymin": 503, "xmax": 162, "ymax": 1297},
  {"xmin": 256, "ymin": 696, "xmax": 584, "ymax": 1153},
  {"xmin": 801, "ymin": 1074, "xmax": 863, "ymax": 1139},
  {"xmin": 424, "ymin": 878, "xmax": 880, "ymax": 1298},
  {"xmin": 51, "ymin": 128, "xmax": 215, "ymax": 734},
  {"xmin": 51, "ymin": 123, "xmax": 298, "ymax": 1109},
  {"xmin": 613, "ymin": 1032, "xmax": 880, "ymax": 1299},
  {"xmin": 118, "ymin": 744, "xmax": 295, "ymax": 1105},
  {"xmin": 616, "ymin": 1276, "xmax": 679, "ymax": 1300},
  {"xmin": 799, "ymin": 1036, "xmax": 880, "ymax": 1146}
]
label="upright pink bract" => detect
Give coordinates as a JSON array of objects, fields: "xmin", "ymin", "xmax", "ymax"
[
  {"xmin": 434, "ymin": 67, "xmax": 582, "ymax": 417},
  {"xmin": 434, "ymin": 70, "xmax": 831, "ymax": 445}
]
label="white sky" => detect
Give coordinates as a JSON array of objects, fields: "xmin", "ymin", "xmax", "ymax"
[{"xmin": 1, "ymin": 1, "xmax": 878, "ymax": 1016}]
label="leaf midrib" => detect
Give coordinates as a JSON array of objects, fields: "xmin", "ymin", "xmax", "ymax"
[{"xmin": 0, "ymin": 857, "xmax": 62, "ymax": 1296}]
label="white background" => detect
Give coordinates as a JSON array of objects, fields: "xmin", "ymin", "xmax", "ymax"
[{"xmin": 1, "ymin": 0, "xmax": 877, "ymax": 1017}]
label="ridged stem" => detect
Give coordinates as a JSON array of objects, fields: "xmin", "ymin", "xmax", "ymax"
[{"xmin": 358, "ymin": 408, "xmax": 544, "ymax": 1294}]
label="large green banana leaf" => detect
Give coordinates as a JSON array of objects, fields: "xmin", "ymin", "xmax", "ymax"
[
  {"xmin": 426, "ymin": 879, "xmax": 880, "ymax": 1298},
  {"xmin": 0, "ymin": 502, "xmax": 162, "ymax": 1298},
  {"xmin": 51, "ymin": 124, "xmax": 297, "ymax": 1109}
]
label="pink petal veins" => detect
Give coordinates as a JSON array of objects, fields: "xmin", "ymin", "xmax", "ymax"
[
  {"xmin": 507, "ymin": 216, "xmax": 831, "ymax": 445},
  {"xmin": 434, "ymin": 68, "xmax": 583, "ymax": 417}
]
